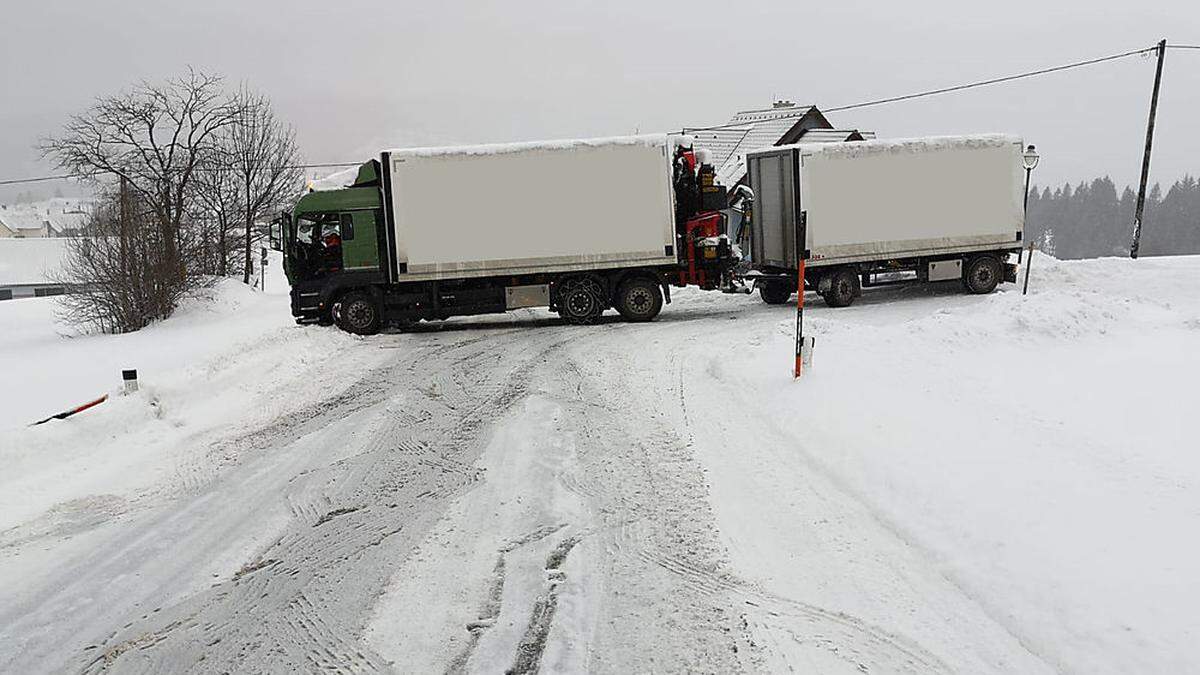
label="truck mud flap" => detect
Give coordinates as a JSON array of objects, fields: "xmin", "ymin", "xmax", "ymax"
[{"xmin": 1004, "ymin": 262, "xmax": 1018, "ymax": 283}]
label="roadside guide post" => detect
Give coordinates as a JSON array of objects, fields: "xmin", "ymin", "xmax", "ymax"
[
  {"xmin": 794, "ymin": 212, "xmax": 811, "ymax": 379},
  {"xmin": 261, "ymin": 247, "xmax": 269, "ymax": 291}
]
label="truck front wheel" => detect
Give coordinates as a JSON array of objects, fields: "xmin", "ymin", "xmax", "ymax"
[
  {"xmin": 963, "ymin": 255, "xmax": 1001, "ymax": 294},
  {"xmin": 334, "ymin": 291, "xmax": 382, "ymax": 335},
  {"xmin": 615, "ymin": 277, "xmax": 663, "ymax": 322},
  {"xmin": 759, "ymin": 281, "xmax": 793, "ymax": 305}
]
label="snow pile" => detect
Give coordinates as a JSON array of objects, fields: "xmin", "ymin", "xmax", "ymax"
[
  {"xmin": 676, "ymin": 252, "xmax": 1200, "ymax": 673},
  {"xmin": 307, "ymin": 165, "xmax": 361, "ymax": 191},
  {"xmin": 0, "ymin": 255, "xmax": 390, "ymax": 533}
]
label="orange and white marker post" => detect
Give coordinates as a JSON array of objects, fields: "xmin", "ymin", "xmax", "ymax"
[
  {"xmin": 793, "ymin": 212, "xmax": 810, "ymax": 379},
  {"xmin": 793, "ymin": 256, "xmax": 806, "ymax": 378}
]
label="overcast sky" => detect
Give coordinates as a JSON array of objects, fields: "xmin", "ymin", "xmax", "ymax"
[{"xmin": 2, "ymin": 0, "xmax": 1197, "ymax": 201}]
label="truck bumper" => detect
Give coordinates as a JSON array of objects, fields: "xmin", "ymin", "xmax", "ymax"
[{"xmin": 290, "ymin": 280, "xmax": 331, "ymax": 324}]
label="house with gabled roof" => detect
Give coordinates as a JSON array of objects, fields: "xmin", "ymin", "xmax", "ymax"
[{"xmin": 686, "ymin": 101, "xmax": 875, "ymax": 190}]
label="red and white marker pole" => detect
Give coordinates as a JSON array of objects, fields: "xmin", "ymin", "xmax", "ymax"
[
  {"xmin": 32, "ymin": 394, "xmax": 108, "ymax": 426},
  {"xmin": 794, "ymin": 212, "xmax": 809, "ymax": 379}
]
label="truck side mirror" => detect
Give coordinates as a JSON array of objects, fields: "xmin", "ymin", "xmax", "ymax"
[{"xmin": 270, "ymin": 212, "xmax": 288, "ymax": 252}]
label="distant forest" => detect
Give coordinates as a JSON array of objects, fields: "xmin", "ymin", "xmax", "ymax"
[{"xmin": 1026, "ymin": 176, "xmax": 1200, "ymax": 259}]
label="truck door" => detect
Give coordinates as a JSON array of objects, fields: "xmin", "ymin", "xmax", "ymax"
[{"xmin": 340, "ymin": 210, "xmax": 380, "ymax": 271}]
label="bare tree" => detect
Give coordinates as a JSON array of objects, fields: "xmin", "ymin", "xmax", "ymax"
[
  {"xmin": 53, "ymin": 184, "xmax": 211, "ymax": 333},
  {"xmin": 40, "ymin": 70, "xmax": 301, "ymax": 332},
  {"xmin": 223, "ymin": 86, "xmax": 301, "ymax": 284},
  {"xmin": 190, "ymin": 153, "xmax": 244, "ymax": 277},
  {"xmin": 41, "ymin": 69, "xmax": 239, "ymax": 285}
]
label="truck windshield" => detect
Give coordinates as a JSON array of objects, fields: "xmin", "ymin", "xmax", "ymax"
[{"xmin": 296, "ymin": 214, "xmax": 341, "ymax": 244}]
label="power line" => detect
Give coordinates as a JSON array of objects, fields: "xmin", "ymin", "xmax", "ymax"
[
  {"xmin": 0, "ymin": 174, "xmax": 71, "ymax": 186},
  {"xmin": 685, "ymin": 44, "xmax": 1158, "ymax": 132},
  {"xmin": 3, "ymin": 43, "xmax": 1189, "ymax": 186},
  {"xmin": 0, "ymin": 162, "xmax": 363, "ymax": 187},
  {"xmin": 825, "ymin": 45, "xmax": 1157, "ymax": 113}
]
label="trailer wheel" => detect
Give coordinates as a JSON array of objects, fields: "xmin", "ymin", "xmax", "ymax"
[
  {"xmin": 615, "ymin": 277, "xmax": 663, "ymax": 322},
  {"xmin": 963, "ymin": 255, "xmax": 1001, "ymax": 294},
  {"xmin": 334, "ymin": 291, "xmax": 382, "ymax": 335},
  {"xmin": 759, "ymin": 281, "xmax": 793, "ymax": 305},
  {"xmin": 823, "ymin": 268, "xmax": 860, "ymax": 307},
  {"xmin": 557, "ymin": 276, "xmax": 606, "ymax": 325}
]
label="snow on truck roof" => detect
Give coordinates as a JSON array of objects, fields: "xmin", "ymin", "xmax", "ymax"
[
  {"xmin": 749, "ymin": 133, "xmax": 1022, "ymax": 159},
  {"xmin": 383, "ymin": 133, "xmax": 693, "ymax": 159},
  {"xmin": 310, "ymin": 134, "xmax": 695, "ymax": 190}
]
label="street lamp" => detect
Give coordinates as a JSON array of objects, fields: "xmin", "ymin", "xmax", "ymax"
[
  {"xmin": 1021, "ymin": 144, "xmax": 1039, "ymax": 296},
  {"xmin": 1022, "ymin": 144, "xmax": 1040, "ymax": 213}
]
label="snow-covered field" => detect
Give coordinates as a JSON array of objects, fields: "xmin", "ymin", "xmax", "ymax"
[{"xmin": 1, "ymin": 253, "xmax": 1196, "ymax": 673}]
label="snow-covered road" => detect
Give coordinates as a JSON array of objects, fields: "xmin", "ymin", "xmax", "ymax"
[{"xmin": 2, "ymin": 254, "xmax": 1198, "ymax": 673}]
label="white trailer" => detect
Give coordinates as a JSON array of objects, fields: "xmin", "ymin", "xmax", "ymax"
[{"xmin": 745, "ymin": 135, "xmax": 1026, "ymax": 306}]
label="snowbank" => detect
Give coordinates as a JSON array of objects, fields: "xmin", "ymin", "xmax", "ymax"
[
  {"xmin": 0, "ymin": 255, "xmax": 390, "ymax": 533},
  {"xmin": 675, "ymin": 252, "xmax": 1200, "ymax": 673}
]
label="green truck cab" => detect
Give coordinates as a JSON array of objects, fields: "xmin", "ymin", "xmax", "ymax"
[{"xmin": 280, "ymin": 161, "xmax": 387, "ymax": 327}]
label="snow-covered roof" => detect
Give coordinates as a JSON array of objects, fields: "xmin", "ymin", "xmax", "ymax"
[
  {"xmin": 307, "ymin": 166, "xmax": 360, "ymax": 192},
  {"xmin": 687, "ymin": 104, "xmax": 847, "ymax": 187},
  {"xmin": 753, "ymin": 133, "xmax": 1021, "ymax": 160},
  {"xmin": 797, "ymin": 129, "xmax": 876, "ymax": 144},
  {"xmin": 0, "ymin": 238, "xmax": 69, "ymax": 285},
  {"xmin": 384, "ymin": 133, "xmax": 690, "ymax": 160},
  {"xmin": 688, "ymin": 105, "xmax": 818, "ymax": 169},
  {"xmin": 0, "ymin": 198, "xmax": 91, "ymax": 236}
]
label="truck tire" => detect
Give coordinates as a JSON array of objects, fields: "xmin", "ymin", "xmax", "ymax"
[
  {"xmin": 557, "ymin": 276, "xmax": 606, "ymax": 325},
  {"xmin": 963, "ymin": 255, "xmax": 1001, "ymax": 294},
  {"xmin": 823, "ymin": 267, "xmax": 860, "ymax": 307},
  {"xmin": 759, "ymin": 281, "xmax": 793, "ymax": 305},
  {"xmin": 614, "ymin": 277, "xmax": 663, "ymax": 322},
  {"xmin": 334, "ymin": 291, "xmax": 382, "ymax": 335}
]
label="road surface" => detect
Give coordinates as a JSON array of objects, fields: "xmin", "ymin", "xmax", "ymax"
[{"xmin": 1, "ymin": 284, "xmax": 1086, "ymax": 674}]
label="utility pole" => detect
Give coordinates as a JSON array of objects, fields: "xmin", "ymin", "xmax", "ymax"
[{"xmin": 1130, "ymin": 39, "xmax": 1167, "ymax": 259}]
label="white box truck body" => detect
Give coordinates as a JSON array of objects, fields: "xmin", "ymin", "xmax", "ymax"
[
  {"xmin": 382, "ymin": 136, "xmax": 678, "ymax": 281},
  {"xmin": 745, "ymin": 135, "xmax": 1026, "ymax": 306}
]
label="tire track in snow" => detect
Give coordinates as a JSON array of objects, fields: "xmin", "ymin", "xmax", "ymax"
[{"xmin": 6, "ymin": 327, "xmax": 575, "ymax": 674}]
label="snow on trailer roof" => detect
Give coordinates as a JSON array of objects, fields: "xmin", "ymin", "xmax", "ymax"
[
  {"xmin": 749, "ymin": 133, "xmax": 1022, "ymax": 159},
  {"xmin": 383, "ymin": 133, "xmax": 694, "ymax": 159}
]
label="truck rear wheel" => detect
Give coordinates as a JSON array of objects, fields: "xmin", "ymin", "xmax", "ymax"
[
  {"xmin": 334, "ymin": 291, "xmax": 382, "ymax": 335},
  {"xmin": 615, "ymin": 277, "xmax": 663, "ymax": 322},
  {"xmin": 557, "ymin": 276, "xmax": 606, "ymax": 325},
  {"xmin": 822, "ymin": 268, "xmax": 860, "ymax": 307},
  {"xmin": 963, "ymin": 255, "xmax": 1001, "ymax": 294},
  {"xmin": 759, "ymin": 281, "xmax": 793, "ymax": 305}
]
